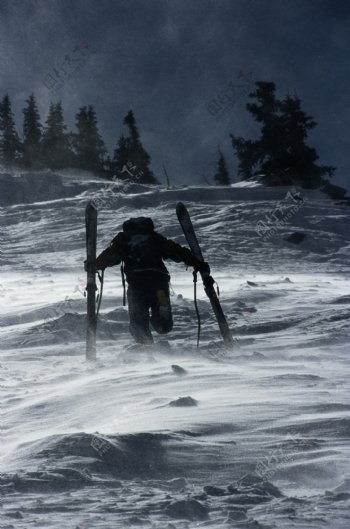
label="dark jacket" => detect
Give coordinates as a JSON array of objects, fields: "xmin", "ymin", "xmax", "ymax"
[{"xmin": 95, "ymin": 229, "xmax": 200, "ymax": 282}]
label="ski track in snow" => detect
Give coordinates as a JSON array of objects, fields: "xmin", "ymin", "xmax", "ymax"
[{"xmin": 0, "ymin": 170, "xmax": 350, "ymax": 528}]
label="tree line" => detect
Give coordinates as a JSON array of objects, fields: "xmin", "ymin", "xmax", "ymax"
[
  {"xmin": 0, "ymin": 94, "xmax": 158, "ymax": 184},
  {"xmin": 214, "ymin": 81, "xmax": 335, "ymax": 187},
  {"xmin": 0, "ymin": 84, "xmax": 337, "ymax": 190}
]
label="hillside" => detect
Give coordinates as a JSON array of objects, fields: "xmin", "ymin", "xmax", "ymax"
[{"xmin": 1, "ymin": 170, "xmax": 350, "ymax": 528}]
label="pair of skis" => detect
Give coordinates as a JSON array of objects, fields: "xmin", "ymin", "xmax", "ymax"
[{"xmin": 85, "ymin": 201, "xmax": 233, "ymax": 358}]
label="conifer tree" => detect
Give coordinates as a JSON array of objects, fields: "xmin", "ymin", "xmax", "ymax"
[
  {"xmin": 214, "ymin": 149, "xmax": 231, "ymax": 185},
  {"xmin": 231, "ymin": 82, "xmax": 335, "ymax": 187},
  {"xmin": 74, "ymin": 105, "xmax": 106, "ymax": 173},
  {"xmin": 118, "ymin": 110, "xmax": 158, "ymax": 184},
  {"xmin": 22, "ymin": 94, "xmax": 42, "ymax": 168},
  {"xmin": 112, "ymin": 134, "xmax": 130, "ymax": 179},
  {"xmin": 278, "ymin": 94, "xmax": 334, "ymax": 181},
  {"xmin": 102, "ymin": 156, "xmax": 114, "ymax": 179},
  {"xmin": 0, "ymin": 94, "xmax": 22, "ymax": 167},
  {"xmin": 41, "ymin": 102, "xmax": 72, "ymax": 169}
]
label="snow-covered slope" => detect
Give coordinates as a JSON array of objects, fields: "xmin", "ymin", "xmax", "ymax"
[{"xmin": 1, "ymin": 170, "xmax": 350, "ymax": 528}]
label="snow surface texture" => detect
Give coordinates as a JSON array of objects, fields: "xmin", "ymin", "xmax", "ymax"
[{"xmin": 1, "ymin": 170, "xmax": 350, "ymax": 529}]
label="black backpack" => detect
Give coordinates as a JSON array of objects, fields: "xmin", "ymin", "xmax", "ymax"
[
  {"xmin": 122, "ymin": 217, "xmax": 154, "ymax": 235},
  {"xmin": 122, "ymin": 217, "xmax": 168, "ymax": 278}
]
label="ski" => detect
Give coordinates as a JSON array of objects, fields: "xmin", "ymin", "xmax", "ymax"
[
  {"xmin": 176, "ymin": 202, "xmax": 234, "ymax": 346},
  {"xmin": 85, "ymin": 200, "xmax": 97, "ymax": 360}
]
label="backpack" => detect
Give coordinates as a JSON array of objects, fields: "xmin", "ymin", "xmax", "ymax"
[
  {"xmin": 122, "ymin": 217, "xmax": 154, "ymax": 235},
  {"xmin": 122, "ymin": 217, "xmax": 169, "ymax": 278}
]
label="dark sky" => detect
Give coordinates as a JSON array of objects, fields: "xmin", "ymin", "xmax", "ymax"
[{"xmin": 0, "ymin": 0, "xmax": 349, "ymax": 188}]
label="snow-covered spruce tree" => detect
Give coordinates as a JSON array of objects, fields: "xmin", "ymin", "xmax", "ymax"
[
  {"xmin": 41, "ymin": 102, "xmax": 73, "ymax": 170},
  {"xmin": 0, "ymin": 94, "xmax": 22, "ymax": 167},
  {"xmin": 73, "ymin": 105, "xmax": 106, "ymax": 174},
  {"xmin": 120, "ymin": 110, "xmax": 158, "ymax": 184},
  {"xmin": 22, "ymin": 94, "xmax": 42, "ymax": 169},
  {"xmin": 214, "ymin": 149, "xmax": 231, "ymax": 185},
  {"xmin": 231, "ymin": 81, "xmax": 335, "ymax": 188}
]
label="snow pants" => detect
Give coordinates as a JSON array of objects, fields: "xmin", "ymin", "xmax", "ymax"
[{"xmin": 127, "ymin": 272, "xmax": 173, "ymax": 344}]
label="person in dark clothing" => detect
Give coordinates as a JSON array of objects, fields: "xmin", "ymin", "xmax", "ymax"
[{"xmin": 95, "ymin": 217, "xmax": 208, "ymax": 344}]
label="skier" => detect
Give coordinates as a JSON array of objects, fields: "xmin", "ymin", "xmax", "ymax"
[{"xmin": 94, "ymin": 217, "xmax": 209, "ymax": 344}]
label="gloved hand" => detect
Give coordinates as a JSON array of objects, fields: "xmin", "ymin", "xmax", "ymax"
[
  {"xmin": 84, "ymin": 259, "xmax": 99, "ymax": 273},
  {"xmin": 195, "ymin": 261, "xmax": 210, "ymax": 275}
]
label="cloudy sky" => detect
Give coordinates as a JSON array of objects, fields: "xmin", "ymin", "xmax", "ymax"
[{"xmin": 0, "ymin": 0, "xmax": 349, "ymax": 187}]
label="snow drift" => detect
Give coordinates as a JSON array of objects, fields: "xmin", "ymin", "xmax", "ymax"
[{"xmin": 1, "ymin": 170, "xmax": 350, "ymax": 528}]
